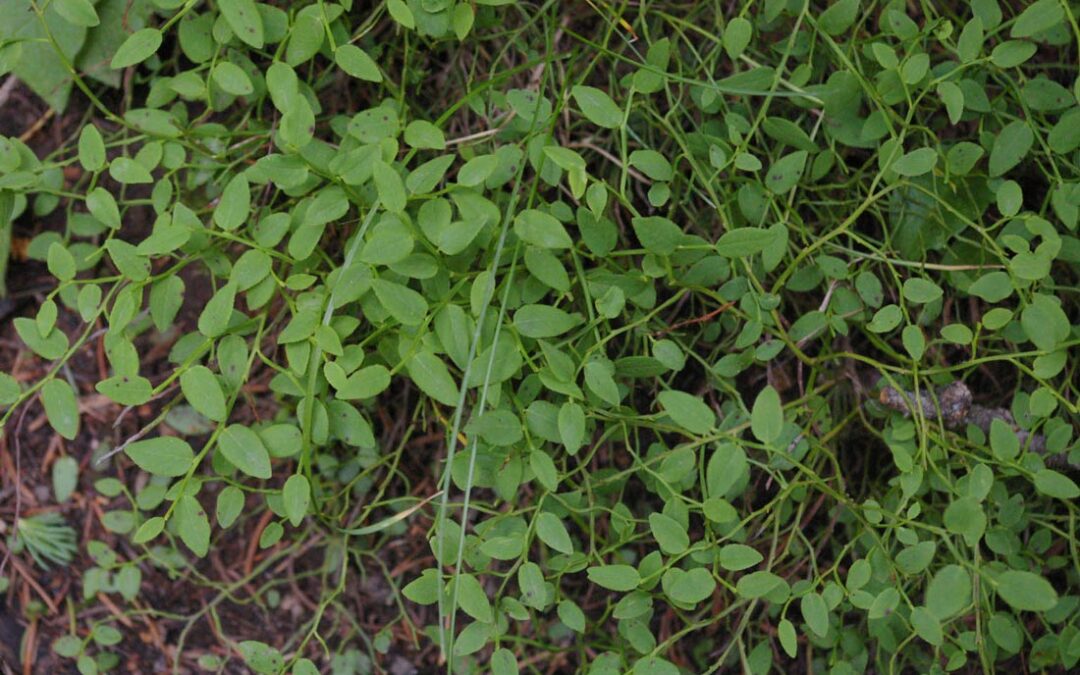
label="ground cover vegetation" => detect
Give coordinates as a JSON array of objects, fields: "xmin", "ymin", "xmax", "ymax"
[{"xmin": 0, "ymin": 0, "xmax": 1078, "ymax": 673}]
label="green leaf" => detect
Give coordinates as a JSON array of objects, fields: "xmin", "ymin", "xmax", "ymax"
[
  {"xmin": 41, "ymin": 379, "xmax": 79, "ymax": 440},
  {"xmin": 238, "ymin": 641, "xmax": 284, "ymax": 674},
  {"xmin": 957, "ymin": 17, "xmax": 983, "ymax": 63},
  {"xmin": 892, "ymin": 148, "xmax": 937, "ymax": 177},
  {"xmin": 946, "ymin": 141, "xmax": 984, "ymax": 175},
  {"xmin": 198, "ymin": 283, "xmax": 236, "ymax": 338},
  {"xmin": 902, "ymin": 325, "xmax": 925, "ymax": 361},
  {"xmin": 764, "ymin": 151, "xmax": 807, "ymax": 193},
  {"xmin": 110, "ymin": 28, "xmax": 162, "ymax": 69},
  {"xmin": 925, "ymin": 564, "xmax": 971, "ymax": 620},
  {"xmin": 723, "ymin": 17, "xmax": 752, "ymax": 59},
  {"xmin": 631, "ymin": 216, "xmax": 683, "ymax": 256},
  {"xmin": 536, "ymin": 512, "xmax": 574, "ymax": 554},
  {"xmin": 571, "ymin": 85, "xmax": 622, "ymax": 128},
  {"xmin": 715, "ymin": 227, "xmax": 775, "ymax": 257},
  {"xmin": 150, "ymin": 276, "xmax": 185, "ymax": 332},
  {"xmin": 232, "ymin": 249, "xmax": 272, "ymax": 291},
  {"xmin": 214, "ymin": 174, "xmax": 251, "ymax": 232},
  {"xmin": 335, "ymin": 44, "xmax": 382, "ymax": 82},
  {"xmin": 1011, "ymin": 0, "xmax": 1063, "ymax": 39},
  {"xmin": 47, "ymin": 243, "xmax": 76, "ymax": 282},
  {"xmin": 587, "ymin": 565, "xmax": 640, "ymax": 591},
  {"xmin": 706, "ymin": 443, "xmax": 747, "ymax": 499},
  {"xmin": 77, "ymin": 124, "xmax": 106, "ymax": 171},
  {"xmin": 402, "ymin": 569, "xmax": 441, "ymax": 604},
  {"xmin": 180, "ymin": 366, "xmax": 227, "ymax": 422},
  {"xmin": 989, "ymin": 418, "xmax": 1020, "ymax": 460},
  {"xmin": 896, "ymin": 541, "xmax": 936, "ymax": 574},
  {"xmin": 467, "ymin": 409, "xmax": 523, "ymax": 446},
  {"xmin": 944, "ymin": 495, "xmax": 986, "ymax": 545},
  {"xmin": 96, "ymin": 374, "xmax": 153, "ymax": 406},
  {"xmin": 988, "ymin": 613, "xmax": 1022, "ymax": 652},
  {"xmin": 372, "ymin": 279, "xmax": 427, "ymax": 325},
  {"xmin": 868, "ymin": 587, "xmax": 900, "ymax": 620},
  {"xmin": 372, "ymin": 160, "xmax": 407, "ymax": 213},
  {"xmin": 453, "ymin": 622, "xmax": 492, "ymax": 652},
  {"xmin": 525, "ymin": 247, "xmax": 571, "ymax": 292},
  {"xmin": 52, "ymin": 455, "xmax": 78, "ymax": 503},
  {"xmin": 558, "ymin": 401, "xmax": 586, "ymax": 454},
  {"xmin": 1033, "ymin": 469, "xmax": 1080, "ymax": 499},
  {"xmin": 217, "ymin": 424, "xmax": 272, "ymax": 479},
  {"xmin": 87, "ymin": 187, "xmax": 121, "ymax": 229},
  {"xmin": 718, "ymin": 544, "xmax": 763, "ymax": 571},
  {"xmin": 989, "ymin": 121, "xmax": 1034, "ymax": 176},
  {"xmin": 991, "ymin": 40, "xmax": 1038, "ymax": 68},
  {"xmin": 658, "ymin": 390, "xmax": 714, "ymax": 435},
  {"xmin": 106, "ymin": 240, "xmax": 150, "ymax": 281},
  {"xmin": 282, "ymin": 474, "xmax": 310, "ymax": 527},
  {"xmin": 386, "ymin": 0, "xmax": 415, "ymax": 29},
  {"xmin": 0, "ymin": 373, "xmax": 20, "ymax": 406},
  {"xmin": 514, "ymin": 209, "xmax": 573, "ymax": 249},
  {"xmin": 404, "ymin": 120, "xmax": 446, "ymax": 150},
  {"xmin": 335, "ymin": 365, "xmax": 392, "ymax": 400},
  {"xmin": 902, "ymin": 278, "xmax": 943, "ymax": 304},
  {"xmin": 212, "ymin": 61, "xmax": 253, "ymax": 96},
  {"xmin": 407, "ymin": 155, "xmax": 455, "ymax": 193},
  {"xmin": 514, "ymin": 304, "xmax": 580, "ymax": 338},
  {"xmin": 174, "ymin": 495, "xmax": 210, "ymax": 557},
  {"xmin": 995, "ymin": 570, "xmax": 1058, "ymax": 612},
  {"xmin": 457, "ymin": 154, "xmax": 497, "ymax": 186},
  {"xmin": 910, "ymin": 606, "xmax": 943, "ymax": 646},
  {"xmin": 75, "ymin": 0, "xmax": 154, "ymax": 87},
  {"xmin": 557, "ymin": 600, "xmax": 586, "ymax": 633},
  {"xmin": 583, "ymin": 359, "xmax": 620, "ymax": 405},
  {"xmin": 405, "ymin": 351, "xmax": 459, "ymax": 406},
  {"xmin": 1021, "ymin": 293, "xmax": 1070, "ymax": 351},
  {"xmin": 968, "ymin": 272, "xmax": 1013, "ymax": 303},
  {"xmin": 216, "ymin": 486, "xmax": 244, "ymax": 528},
  {"xmin": 818, "ymin": 0, "xmax": 858, "ymax": 35},
  {"xmin": 124, "ymin": 437, "xmax": 195, "ymax": 477},
  {"xmin": 778, "ymin": 618, "xmax": 797, "ymax": 658},
  {"xmin": 218, "ymin": 0, "xmax": 264, "ymax": 48},
  {"xmin": 452, "ymin": 3, "xmax": 475, "ymax": 40},
  {"xmin": 846, "ymin": 559, "xmax": 870, "ymax": 591},
  {"xmin": 15, "ymin": 317, "xmax": 70, "ymax": 360},
  {"xmin": 261, "ymin": 524, "xmax": 284, "ymax": 550},
  {"xmin": 735, "ymin": 571, "xmax": 786, "ymax": 599},
  {"xmin": 663, "ymin": 567, "xmax": 716, "ymax": 605},
  {"xmin": 36, "ymin": 300, "xmax": 57, "ymax": 337},
  {"xmin": 454, "ymin": 574, "xmax": 492, "ymax": 622},
  {"xmin": 54, "ymin": 0, "xmax": 100, "ymax": 27},
  {"xmin": 133, "ymin": 517, "xmax": 165, "ymax": 544},
  {"xmin": 628, "ymin": 150, "xmax": 673, "ymax": 181},
  {"xmin": 518, "ymin": 562, "xmax": 546, "ymax": 609},
  {"xmin": 649, "ymin": 513, "xmax": 689, "ymax": 555},
  {"xmin": 801, "ymin": 592, "xmax": 829, "ymax": 637},
  {"xmin": 750, "ymin": 386, "xmax": 783, "ymax": 444},
  {"xmin": 109, "ymin": 157, "xmax": 152, "ymax": 183},
  {"xmin": 1020, "ymin": 78, "xmax": 1075, "ymax": 112}
]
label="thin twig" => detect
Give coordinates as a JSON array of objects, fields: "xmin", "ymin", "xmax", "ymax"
[
  {"xmin": 444, "ymin": 111, "xmax": 516, "ymax": 146},
  {"xmin": 568, "ymin": 139, "xmax": 652, "ymax": 184},
  {"xmin": 653, "ymin": 301, "xmax": 736, "ymax": 337},
  {"xmin": 0, "ymin": 75, "xmax": 18, "ymax": 110}
]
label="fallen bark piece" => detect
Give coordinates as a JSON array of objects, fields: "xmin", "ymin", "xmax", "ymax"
[{"xmin": 876, "ymin": 381, "xmax": 1074, "ymax": 469}]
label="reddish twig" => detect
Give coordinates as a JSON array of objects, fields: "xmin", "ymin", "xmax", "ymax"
[{"xmin": 653, "ymin": 301, "xmax": 736, "ymax": 337}]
